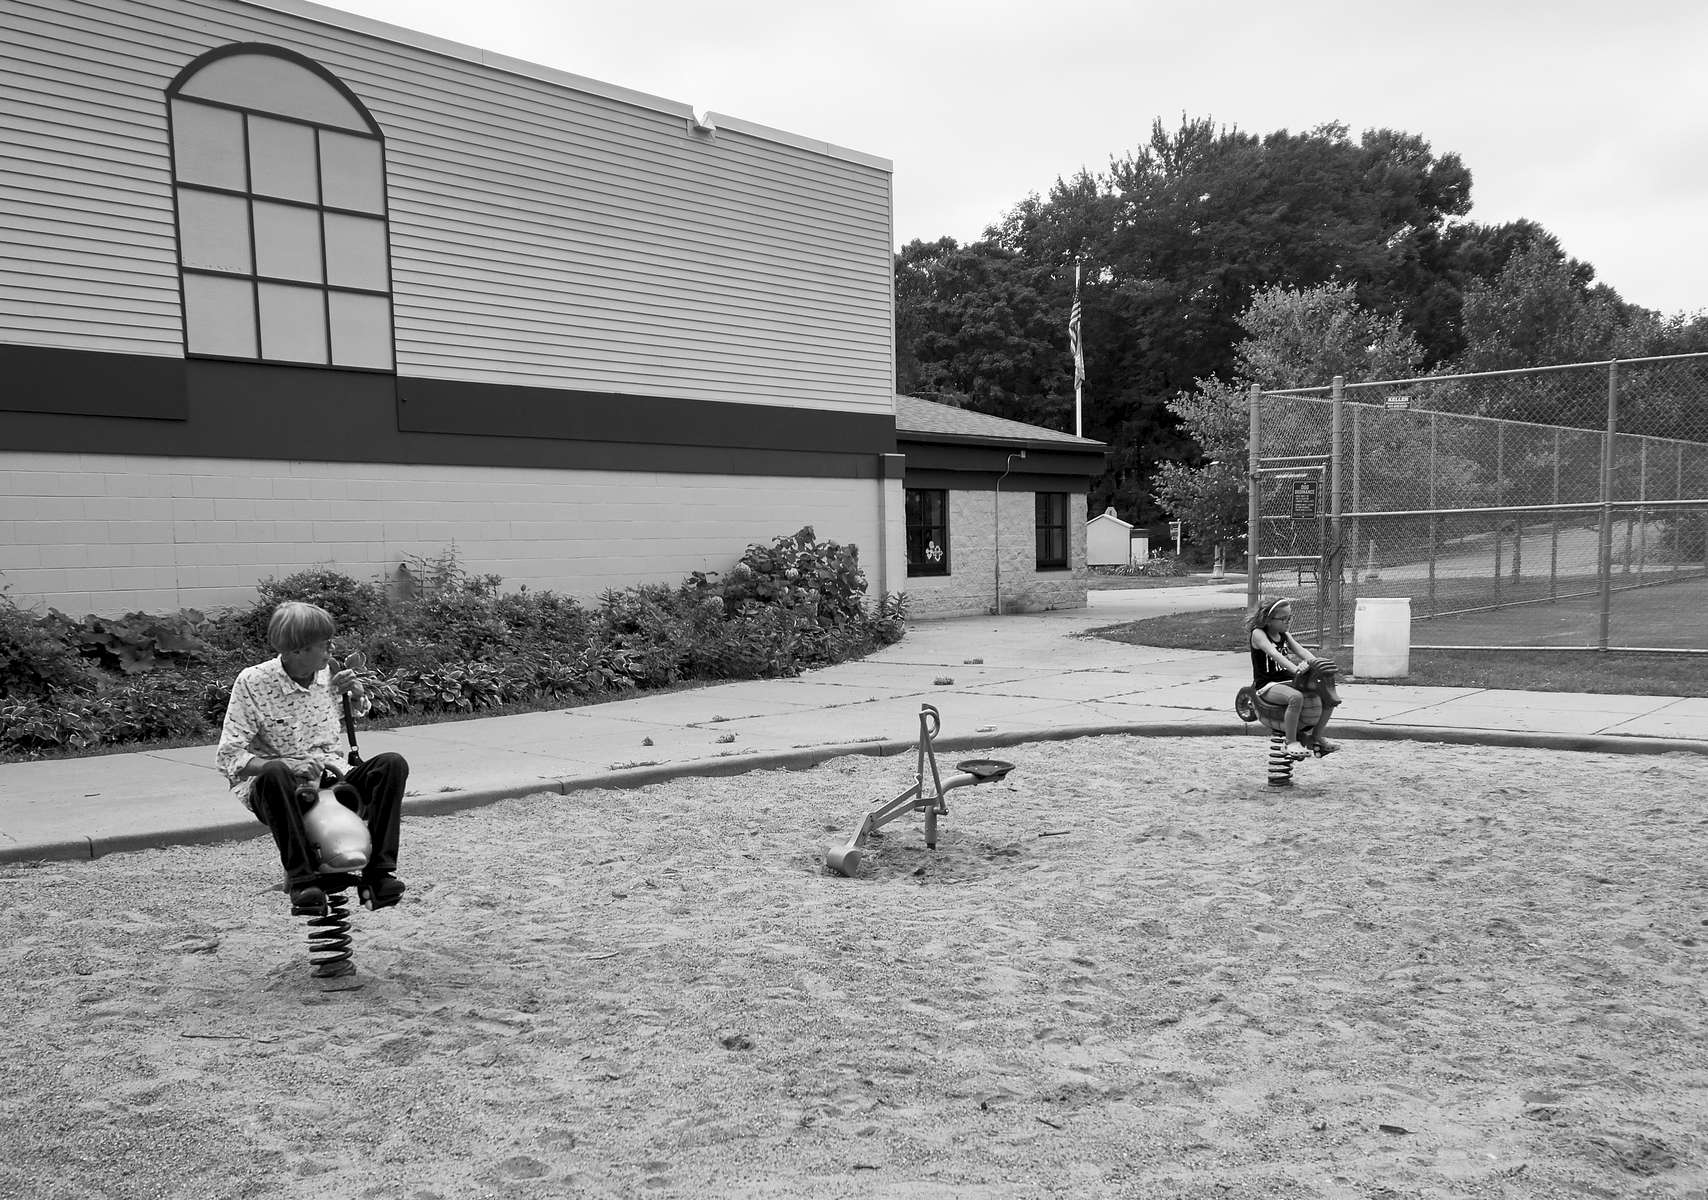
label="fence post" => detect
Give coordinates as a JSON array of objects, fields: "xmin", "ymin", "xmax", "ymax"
[
  {"xmin": 1676, "ymin": 442, "xmax": 1685, "ymax": 574},
  {"xmin": 1637, "ymin": 438, "xmax": 1649, "ymax": 576},
  {"xmin": 1329, "ymin": 375, "xmax": 1344, "ymax": 652},
  {"xmin": 1247, "ymin": 383, "xmax": 1262, "ymax": 613},
  {"xmin": 1347, "ymin": 397, "xmax": 1361, "ymax": 630},
  {"xmin": 1597, "ymin": 361, "xmax": 1618, "ymax": 651},
  {"xmin": 1494, "ymin": 421, "xmax": 1505, "ymax": 608},
  {"xmin": 1550, "ymin": 428, "xmax": 1561, "ymax": 602},
  {"xmin": 1428, "ymin": 411, "xmax": 1438, "ymax": 616}
]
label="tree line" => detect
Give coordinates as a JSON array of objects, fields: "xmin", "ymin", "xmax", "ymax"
[{"xmin": 894, "ymin": 116, "xmax": 1708, "ymax": 532}]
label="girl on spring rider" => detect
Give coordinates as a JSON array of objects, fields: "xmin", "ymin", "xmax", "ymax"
[{"xmin": 1247, "ymin": 595, "xmax": 1341, "ymax": 760}]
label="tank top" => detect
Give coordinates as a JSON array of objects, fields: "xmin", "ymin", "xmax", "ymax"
[{"xmin": 1250, "ymin": 636, "xmax": 1297, "ymax": 688}]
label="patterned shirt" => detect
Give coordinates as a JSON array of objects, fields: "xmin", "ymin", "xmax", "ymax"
[{"xmin": 215, "ymin": 657, "xmax": 371, "ymax": 809}]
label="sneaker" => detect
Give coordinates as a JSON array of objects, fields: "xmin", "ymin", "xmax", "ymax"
[
  {"xmin": 1311, "ymin": 738, "xmax": 1341, "ymax": 757},
  {"xmin": 1284, "ymin": 742, "xmax": 1310, "ymax": 761},
  {"xmin": 362, "ymin": 872, "xmax": 406, "ymax": 910},
  {"xmin": 289, "ymin": 882, "xmax": 327, "ymax": 914}
]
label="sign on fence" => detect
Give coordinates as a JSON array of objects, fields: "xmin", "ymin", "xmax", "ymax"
[{"xmin": 1290, "ymin": 480, "xmax": 1319, "ymax": 518}]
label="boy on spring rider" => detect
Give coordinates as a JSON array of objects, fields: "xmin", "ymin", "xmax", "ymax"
[{"xmin": 216, "ymin": 601, "xmax": 408, "ymax": 913}]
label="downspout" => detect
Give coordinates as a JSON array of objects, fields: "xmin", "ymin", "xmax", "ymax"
[
  {"xmin": 877, "ymin": 454, "xmax": 889, "ymax": 600},
  {"xmin": 994, "ymin": 448, "xmax": 1026, "ymax": 614}
]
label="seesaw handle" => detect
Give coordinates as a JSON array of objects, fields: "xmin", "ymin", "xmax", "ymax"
[{"xmin": 919, "ymin": 703, "xmax": 941, "ymax": 742}]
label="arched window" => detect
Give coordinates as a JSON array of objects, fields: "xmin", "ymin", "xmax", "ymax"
[{"xmin": 167, "ymin": 45, "xmax": 393, "ymax": 370}]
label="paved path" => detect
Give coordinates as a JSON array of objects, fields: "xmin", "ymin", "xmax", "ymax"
[{"xmin": 3, "ymin": 584, "xmax": 1703, "ymax": 864}]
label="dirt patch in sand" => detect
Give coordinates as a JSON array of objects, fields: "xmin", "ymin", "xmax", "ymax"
[{"xmin": 3, "ymin": 735, "xmax": 1706, "ymax": 1199}]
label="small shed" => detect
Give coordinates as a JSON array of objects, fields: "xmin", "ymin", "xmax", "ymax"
[{"xmin": 1086, "ymin": 507, "xmax": 1134, "ymax": 566}]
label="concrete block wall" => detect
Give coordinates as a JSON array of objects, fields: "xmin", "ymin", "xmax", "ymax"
[
  {"xmin": 0, "ymin": 452, "xmax": 894, "ymax": 617},
  {"xmin": 903, "ymin": 488, "xmax": 1088, "ymax": 619}
]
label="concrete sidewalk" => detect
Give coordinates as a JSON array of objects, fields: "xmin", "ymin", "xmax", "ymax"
[{"xmin": 4, "ymin": 584, "xmax": 1704, "ymax": 865}]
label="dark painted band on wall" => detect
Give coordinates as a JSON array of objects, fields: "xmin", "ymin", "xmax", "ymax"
[
  {"xmin": 397, "ymin": 376, "xmax": 894, "ymax": 454},
  {"xmin": 2, "ymin": 344, "xmax": 188, "ymax": 421},
  {"xmin": 902, "ymin": 468, "xmax": 1096, "ymax": 492},
  {"xmin": 898, "ymin": 439, "xmax": 1106, "ymax": 479},
  {"xmin": 0, "ymin": 346, "xmax": 895, "ymax": 479}
]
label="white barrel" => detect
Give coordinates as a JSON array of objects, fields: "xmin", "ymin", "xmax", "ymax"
[{"xmin": 1354, "ymin": 597, "xmax": 1411, "ymax": 677}]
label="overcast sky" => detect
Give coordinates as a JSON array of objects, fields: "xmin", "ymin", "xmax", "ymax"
[{"xmin": 322, "ymin": 0, "xmax": 1708, "ymax": 318}]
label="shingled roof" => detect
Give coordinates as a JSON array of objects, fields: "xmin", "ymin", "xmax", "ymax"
[{"xmin": 894, "ymin": 394, "xmax": 1105, "ymax": 449}]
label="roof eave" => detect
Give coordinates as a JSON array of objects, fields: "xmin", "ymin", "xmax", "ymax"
[{"xmin": 896, "ymin": 430, "xmax": 1108, "ymax": 454}]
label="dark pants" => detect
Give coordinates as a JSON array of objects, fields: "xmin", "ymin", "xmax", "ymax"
[{"xmin": 251, "ymin": 752, "xmax": 408, "ymax": 886}]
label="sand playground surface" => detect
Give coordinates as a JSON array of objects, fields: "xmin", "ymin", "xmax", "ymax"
[{"xmin": 3, "ymin": 733, "xmax": 1706, "ymax": 1200}]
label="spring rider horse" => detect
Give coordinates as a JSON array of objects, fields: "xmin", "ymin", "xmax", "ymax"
[
  {"xmin": 1234, "ymin": 660, "xmax": 1339, "ymax": 788},
  {"xmin": 292, "ymin": 652, "xmax": 388, "ymax": 979},
  {"xmin": 824, "ymin": 703, "xmax": 1014, "ymax": 877}
]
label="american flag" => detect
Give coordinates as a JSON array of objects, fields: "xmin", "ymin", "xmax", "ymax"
[{"xmin": 1069, "ymin": 270, "xmax": 1084, "ymax": 388}]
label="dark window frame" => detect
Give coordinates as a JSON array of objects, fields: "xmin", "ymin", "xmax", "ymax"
[
  {"xmin": 1035, "ymin": 491, "xmax": 1070, "ymax": 570},
  {"xmin": 166, "ymin": 43, "xmax": 396, "ymax": 373},
  {"xmin": 906, "ymin": 487, "xmax": 950, "ymax": 576}
]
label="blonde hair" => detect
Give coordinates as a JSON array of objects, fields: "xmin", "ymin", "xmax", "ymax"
[
  {"xmin": 267, "ymin": 601, "xmax": 337, "ymax": 653},
  {"xmin": 1244, "ymin": 595, "xmax": 1294, "ymax": 635}
]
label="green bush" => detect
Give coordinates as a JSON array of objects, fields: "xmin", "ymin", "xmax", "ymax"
[
  {"xmin": 1135, "ymin": 552, "xmax": 1191, "ymax": 577},
  {"xmin": 596, "ymin": 584, "xmax": 694, "ymax": 688},
  {"xmin": 254, "ymin": 568, "xmax": 387, "ymax": 642},
  {"xmin": 718, "ymin": 526, "xmax": 868, "ymax": 627},
  {"xmin": 685, "ymin": 602, "xmax": 797, "ymax": 679},
  {"xmin": 0, "ymin": 596, "xmax": 96, "ymax": 698},
  {"xmin": 0, "ymin": 535, "xmax": 909, "ymax": 760},
  {"xmin": 99, "ymin": 672, "xmax": 220, "ymax": 744}
]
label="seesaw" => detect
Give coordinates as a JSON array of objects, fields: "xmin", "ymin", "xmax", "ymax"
[{"xmin": 824, "ymin": 703, "xmax": 1014, "ymax": 877}]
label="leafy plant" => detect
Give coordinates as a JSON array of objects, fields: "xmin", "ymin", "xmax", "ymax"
[
  {"xmin": 98, "ymin": 673, "xmax": 215, "ymax": 742},
  {"xmin": 0, "ymin": 695, "xmax": 99, "ymax": 753},
  {"xmin": 873, "ymin": 592, "xmax": 909, "ymax": 645},
  {"xmin": 354, "ymin": 670, "xmax": 409, "ymax": 719},
  {"xmin": 399, "ymin": 545, "xmax": 503, "ymax": 600},
  {"xmin": 69, "ymin": 610, "xmax": 214, "ymax": 675},
  {"xmin": 399, "ymin": 662, "xmax": 508, "ymax": 712}
]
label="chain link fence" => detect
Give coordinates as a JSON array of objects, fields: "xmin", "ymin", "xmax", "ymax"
[{"xmin": 1251, "ymin": 354, "xmax": 1708, "ymax": 655}]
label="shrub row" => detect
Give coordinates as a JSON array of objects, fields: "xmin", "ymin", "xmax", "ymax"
[
  {"xmin": 0, "ymin": 528, "xmax": 908, "ymax": 758},
  {"xmin": 1089, "ymin": 552, "xmax": 1194, "ymax": 578}
]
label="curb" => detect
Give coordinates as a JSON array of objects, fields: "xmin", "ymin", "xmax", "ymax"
[{"xmin": 2, "ymin": 721, "xmax": 1703, "ymax": 867}]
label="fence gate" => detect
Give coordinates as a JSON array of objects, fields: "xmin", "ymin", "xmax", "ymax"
[{"xmin": 1248, "ymin": 354, "xmax": 1708, "ymax": 656}]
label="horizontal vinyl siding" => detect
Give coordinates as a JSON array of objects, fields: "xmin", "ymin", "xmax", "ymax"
[
  {"xmin": 1, "ymin": 4, "xmax": 186, "ymax": 355},
  {"xmin": 2, "ymin": 0, "xmax": 895, "ymax": 414},
  {"xmin": 366, "ymin": 48, "xmax": 893, "ymax": 411}
]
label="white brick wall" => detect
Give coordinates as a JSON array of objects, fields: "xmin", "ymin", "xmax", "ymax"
[
  {"xmin": 0, "ymin": 451, "xmax": 899, "ymax": 616},
  {"xmin": 903, "ymin": 487, "xmax": 1088, "ymax": 619}
]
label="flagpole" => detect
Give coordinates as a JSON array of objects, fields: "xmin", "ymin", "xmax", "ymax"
[{"xmin": 1070, "ymin": 260, "xmax": 1084, "ymax": 438}]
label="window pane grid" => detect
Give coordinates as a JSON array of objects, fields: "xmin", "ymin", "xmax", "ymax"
[{"xmin": 170, "ymin": 57, "xmax": 391, "ymax": 371}]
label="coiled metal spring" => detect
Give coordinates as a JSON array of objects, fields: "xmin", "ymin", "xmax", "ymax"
[{"xmin": 305, "ymin": 889, "xmax": 356, "ymax": 978}]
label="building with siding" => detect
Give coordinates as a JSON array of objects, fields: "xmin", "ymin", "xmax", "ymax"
[
  {"xmin": 895, "ymin": 396, "xmax": 1106, "ymax": 618},
  {"xmin": 2, "ymin": 0, "xmax": 903, "ymax": 617}
]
